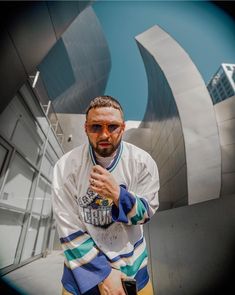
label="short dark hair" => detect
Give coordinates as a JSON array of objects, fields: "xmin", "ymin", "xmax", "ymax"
[{"xmin": 86, "ymin": 95, "xmax": 124, "ymax": 119}]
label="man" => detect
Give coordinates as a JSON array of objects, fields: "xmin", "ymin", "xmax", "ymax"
[{"xmin": 52, "ymin": 96, "xmax": 159, "ymax": 295}]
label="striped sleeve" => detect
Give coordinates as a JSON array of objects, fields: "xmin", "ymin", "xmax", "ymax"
[
  {"xmin": 52, "ymin": 162, "xmax": 111, "ymax": 294},
  {"xmin": 112, "ymin": 156, "xmax": 159, "ymax": 225}
]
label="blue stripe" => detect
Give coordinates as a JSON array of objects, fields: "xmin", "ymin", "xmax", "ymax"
[
  {"xmin": 62, "ymin": 253, "xmax": 112, "ymax": 294},
  {"xmin": 60, "ymin": 230, "xmax": 85, "ymax": 244},
  {"xmin": 89, "ymin": 145, "xmax": 96, "ymax": 165},
  {"xmin": 62, "ymin": 261, "xmax": 149, "ymax": 294},
  {"xmin": 110, "ymin": 236, "xmax": 144, "ymax": 262},
  {"xmin": 112, "ymin": 186, "xmax": 136, "ymax": 223},
  {"xmin": 134, "ymin": 265, "xmax": 149, "ymax": 291},
  {"xmin": 62, "ymin": 264, "xmax": 81, "ymax": 295},
  {"xmin": 108, "ymin": 142, "xmax": 123, "ymax": 172}
]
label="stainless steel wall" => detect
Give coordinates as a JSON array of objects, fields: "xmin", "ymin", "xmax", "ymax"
[
  {"xmin": 56, "ymin": 114, "xmax": 87, "ymax": 153},
  {"xmin": 132, "ymin": 25, "xmax": 235, "ymax": 295},
  {"xmin": 135, "ymin": 25, "xmax": 221, "ymax": 209},
  {"xmin": 144, "ymin": 195, "xmax": 235, "ymax": 295},
  {"xmin": 0, "ymin": 1, "xmax": 91, "ymax": 113},
  {"xmin": 39, "ymin": 7, "xmax": 111, "ymax": 114},
  {"xmin": 123, "ymin": 127, "xmax": 152, "ymax": 155},
  {"xmin": 214, "ymin": 95, "xmax": 235, "ymax": 196}
]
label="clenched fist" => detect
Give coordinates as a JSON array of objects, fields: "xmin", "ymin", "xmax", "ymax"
[{"xmin": 89, "ymin": 165, "xmax": 120, "ymax": 206}]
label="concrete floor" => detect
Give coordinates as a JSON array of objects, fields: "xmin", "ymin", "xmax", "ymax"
[{"xmin": 3, "ymin": 251, "xmax": 64, "ymax": 295}]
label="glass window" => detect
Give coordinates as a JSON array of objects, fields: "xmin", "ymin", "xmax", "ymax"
[
  {"xmin": 218, "ymin": 87, "xmax": 224, "ymax": 95},
  {"xmin": 228, "ymin": 89, "xmax": 234, "ymax": 96},
  {"xmin": 0, "ymin": 154, "xmax": 35, "ymax": 210},
  {"xmin": 34, "ymin": 217, "xmax": 50, "ymax": 256},
  {"xmin": 20, "ymin": 215, "xmax": 40, "ymax": 261},
  {"xmin": 217, "ymin": 84, "xmax": 222, "ymax": 91},
  {"xmin": 34, "ymin": 183, "xmax": 52, "ymax": 255},
  {"xmin": 213, "ymin": 94, "xmax": 219, "ymax": 100},
  {"xmin": 41, "ymin": 143, "xmax": 58, "ymax": 180},
  {"xmin": 19, "ymin": 84, "xmax": 45, "ymax": 122},
  {"xmin": 218, "ymin": 68, "xmax": 223, "ymax": 76},
  {"xmin": 212, "ymin": 89, "xmax": 217, "ymax": 96},
  {"xmin": 226, "ymin": 66, "xmax": 231, "ymax": 71},
  {"xmin": 232, "ymin": 73, "xmax": 235, "ymax": 83},
  {"xmin": 0, "ymin": 83, "xmax": 63, "ymax": 271},
  {"xmin": 0, "ymin": 144, "xmax": 8, "ymax": 175},
  {"xmin": 42, "ymin": 184, "xmax": 52, "ymax": 216},
  {"xmin": 0, "ymin": 96, "xmax": 19, "ymax": 140},
  {"xmin": 0, "ymin": 94, "xmax": 45, "ymax": 166},
  {"xmin": 31, "ymin": 177, "xmax": 47, "ymax": 215},
  {"xmin": 40, "ymin": 152, "xmax": 53, "ymax": 180},
  {"xmin": 0, "ymin": 208, "xmax": 24, "ymax": 268},
  {"xmin": 12, "ymin": 118, "xmax": 44, "ymax": 166}
]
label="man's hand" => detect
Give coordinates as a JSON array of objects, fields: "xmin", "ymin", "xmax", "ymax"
[
  {"xmin": 99, "ymin": 268, "xmax": 126, "ymax": 295},
  {"xmin": 89, "ymin": 165, "xmax": 120, "ymax": 206}
]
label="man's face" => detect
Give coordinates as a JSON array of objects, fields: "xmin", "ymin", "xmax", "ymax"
[{"xmin": 85, "ymin": 107, "xmax": 125, "ymax": 157}]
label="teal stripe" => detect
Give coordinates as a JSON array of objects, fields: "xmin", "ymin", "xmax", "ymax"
[
  {"xmin": 109, "ymin": 141, "xmax": 123, "ymax": 172},
  {"xmin": 120, "ymin": 248, "xmax": 148, "ymax": 276},
  {"xmin": 64, "ymin": 238, "xmax": 95, "ymax": 261},
  {"xmin": 89, "ymin": 145, "xmax": 96, "ymax": 165},
  {"xmin": 131, "ymin": 197, "xmax": 147, "ymax": 225}
]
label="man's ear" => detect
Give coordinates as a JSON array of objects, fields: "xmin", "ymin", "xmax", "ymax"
[
  {"xmin": 120, "ymin": 122, "xmax": 126, "ymax": 137},
  {"xmin": 122, "ymin": 122, "xmax": 126, "ymax": 131},
  {"xmin": 84, "ymin": 122, "xmax": 88, "ymax": 134}
]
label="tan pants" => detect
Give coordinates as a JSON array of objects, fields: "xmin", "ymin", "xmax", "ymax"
[
  {"xmin": 138, "ymin": 280, "xmax": 154, "ymax": 295},
  {"xmin": 62, "ymin": 279, "xmax": 154, "ymax": 295}
]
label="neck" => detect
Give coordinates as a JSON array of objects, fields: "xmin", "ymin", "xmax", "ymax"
[{"xmin": 94, "ymin": 150, "xmax": 117, "ymax": 168}]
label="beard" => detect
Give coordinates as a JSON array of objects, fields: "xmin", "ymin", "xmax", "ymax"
[{"xmin": 89, "ymin": 138, "xmax": 122, "ymax": 157}]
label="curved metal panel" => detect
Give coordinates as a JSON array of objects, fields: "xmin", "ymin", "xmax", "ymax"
[
  {"xmin": 39, "ymin": 7, "xmax": 111, "ymax": 114},
  {"xmin": 0, "ymin": 1, "xmax": 91, "ymax": 112},
  {"xmin": 47, "ymin": 1, "xmax": 93, "ymax": 39},
  {"xmin": 135, "ymin": 25, "xmax": 221, "ymax": 208},
  {"xmin": 214, "ymin": 95, "xmax": 235, "ymax": 197}
]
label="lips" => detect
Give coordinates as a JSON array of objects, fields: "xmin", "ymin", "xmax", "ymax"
[{"xmin": 98, "ymin": 142, "xmax": 111, "ymax": 147}]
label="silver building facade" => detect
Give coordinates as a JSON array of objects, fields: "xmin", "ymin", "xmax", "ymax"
[
  {"xmin": 207, "ymin": 63, "xmax": 235, "ymax": 104},
  {"xmin": 1, "ymin": 3, "xmax": 234, "ymax": 295},
  {"xmin": 0, "ymin": 1, "xmax": 110, "ymax": 275},
  {"xmin": 126, "ymin": 25, "xmax": 235, "ymax": 295},
  {"xmin": 135, "ymin": 25, "xmax": 221, "ymax": 209},
  {"xmin": 0, "ymin": 83, "xmax": 64, "ymax": 273},
  {"xmin": 38, "ymin": 6, "xmax": 111, "ymax": 114}
]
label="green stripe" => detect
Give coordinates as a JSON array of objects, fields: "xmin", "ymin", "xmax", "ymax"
[
  {"xmin": 109, "ymin": 142, "xmax": 123, "ymax": 172},
  {"xmin": 120, "ymin": 248, "xmax": 148, "ymax": 276},
  {"xmin": 64, "ymin": 238, "xmax": 95, "ymax": 261},
  {"xmin": 89, "ymin": 145, "xmax": 96, "ymax": 165},
  {"xmin": 131, "ymin": 197, "xmax": 147, "ymax": 225}
]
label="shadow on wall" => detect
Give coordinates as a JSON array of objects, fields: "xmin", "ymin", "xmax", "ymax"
[
  {"xmin": 203, "ymin": 239, "xmax": 235, "ymax": 294},
  {"xmin": 147, "ymin": 195, "xmax": 235, "ymax": 295},
  {"xmin": 0, "ymin": 277, "xmax": 26, "ymax": 295}
]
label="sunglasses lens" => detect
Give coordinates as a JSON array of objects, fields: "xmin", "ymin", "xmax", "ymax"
[
  {"xmin": 90, "ymin": 124, "xmax": 102, "ymax": 133},
  {"xmin": 108, "ymin": 124, "xmax": 120, "ymax": 133},
  {"xmin": 87, "ymin": 123, "xmax": 122, "ymax": 134}
]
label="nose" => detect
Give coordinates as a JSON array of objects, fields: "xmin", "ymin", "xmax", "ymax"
[{"xmin": 99, "ymin": 126, "xmax": 110, "ymax": 138}]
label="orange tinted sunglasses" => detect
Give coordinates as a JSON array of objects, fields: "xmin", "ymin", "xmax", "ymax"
[{"xmin": 86, "ymin": 123, "xmax": 124, "ymax": 134}]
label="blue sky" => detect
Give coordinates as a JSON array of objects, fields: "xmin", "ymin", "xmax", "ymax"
[{"xmin": 93, "ymin": 1, "xmax": 235, "ymax": 120}]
